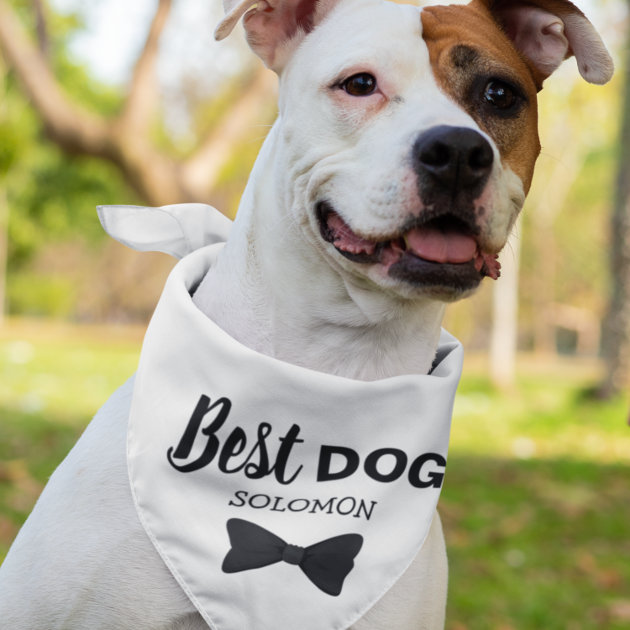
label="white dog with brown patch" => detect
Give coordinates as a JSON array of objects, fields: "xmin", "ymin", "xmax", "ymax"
[{"xmin": 0, "ymin": 0, "xmax": 612, "ymax": 628}]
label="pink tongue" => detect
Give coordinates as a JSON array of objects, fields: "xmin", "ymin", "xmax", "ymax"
[{"xmin": 405, "ymin": 227, "xmax": 477, "ymax": 264}]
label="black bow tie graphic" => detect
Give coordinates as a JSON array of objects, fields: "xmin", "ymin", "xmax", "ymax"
[{"xmin": 221, "ymin": 518, "xmax": 363, "ymax": 596}]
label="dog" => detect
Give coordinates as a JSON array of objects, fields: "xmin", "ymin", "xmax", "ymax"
[{"xmin": 0, "ymin": 0, "xmax": 612, "ymax": 628}]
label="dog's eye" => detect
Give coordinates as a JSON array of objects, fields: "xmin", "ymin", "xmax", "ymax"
[
  {"xmin": 483, "ymin": 80, "xmax": 518, "ymax": 110},
  {"xmin": 341, "ymin": 73, "xmax": 377, "ymax": 97}
]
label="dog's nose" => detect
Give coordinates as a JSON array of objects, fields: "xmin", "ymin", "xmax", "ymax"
[{"xmin": 413, "ymin": 126, "xmax": 494, "ymax": 191}]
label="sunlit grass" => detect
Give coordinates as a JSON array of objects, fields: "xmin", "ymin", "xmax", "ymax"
[
  {"xmin": 451, "ymin": 355, "xmax": 630, "ymax": 463},
  {"xmin": 0, "ymin": 318, "xmax": 142, "ymax": 424},
  {"xmin": 0, "ymin": 319, "xmax": 628, "ymax": 628}
]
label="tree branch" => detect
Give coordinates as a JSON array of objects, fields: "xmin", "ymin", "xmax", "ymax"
[
  {"xmin": 119, "ymin": 0, "xmax": 172, "ymax": 137},
  {"xmin": 32, "ymin": 0, "xmax": 50, "ymax": 58},
  {"xmin": 33, "ymin": 0, "xmax": 50, "ymax": 59},
  {"xmin": 182, "ymin": 65, "xmax": 276, "ymax": 199},
  {"xmin": 0, "ymin": 0, "xmax": 275, "ymax": 208},
  {"xmin": 0, "ymin": 0, "xmax": 111, "ymax": 157}
]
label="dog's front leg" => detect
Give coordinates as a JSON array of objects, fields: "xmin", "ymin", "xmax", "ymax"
[{"xmin": 351, "ymin": 513, "xmax": 448, "ymax": 630}]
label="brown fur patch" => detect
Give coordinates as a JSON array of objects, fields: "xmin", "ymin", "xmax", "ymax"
[{"xmin": 421, "ymin": 2, "xmax": 542, "ymax": 192}]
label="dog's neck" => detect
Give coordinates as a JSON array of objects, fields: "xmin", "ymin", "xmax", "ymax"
[{"xmin": 192, "ymin": 125, "xmax": 445, "ymax": 381}]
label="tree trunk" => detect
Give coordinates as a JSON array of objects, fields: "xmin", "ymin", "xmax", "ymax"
[
  {"xmin": 529, "ymin": 125, "xmax": 586, "ymax": 355},
  {"xmin": 0, "ymin": 184, "xmax": 8, "ymax": 324},
  {"xmin": 490, "ymin": 219, "xmax": 521, "ymax": 389},
  {"xmin": 599, "ymin": 18, "xmax": 630, "ymax": 398}
]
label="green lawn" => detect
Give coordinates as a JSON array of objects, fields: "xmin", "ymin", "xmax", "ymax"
[
  {"xmin": 444, "ymin": 357, "xmax": 630, "ymax": 629},
  {"xmin": 0, "ymin": 320, "xmax": 628, "ymax": 629}
]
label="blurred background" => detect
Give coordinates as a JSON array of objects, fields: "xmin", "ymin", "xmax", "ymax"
[{"xmin": 0, "ymin": 0, "xmax": 629, "ymax": 627}]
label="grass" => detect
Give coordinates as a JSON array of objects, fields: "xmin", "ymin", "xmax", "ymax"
[
  {"xmin": 442, "ymin": 457, "xmax": 629, "ymax": 629},
  {"xmin": 443, "ymin": 356, "xmax": 630, "ymax": 629},
  {"xmin": 0, "ymin": 319, "xmax": 629, "ymax": 629}
]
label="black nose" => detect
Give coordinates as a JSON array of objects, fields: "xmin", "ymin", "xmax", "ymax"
[{"xmin": 413, "ymin": 125, "xmax": 494, "ymax": 191}]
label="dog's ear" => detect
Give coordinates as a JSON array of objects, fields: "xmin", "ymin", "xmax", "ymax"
[
  {"xmin": 472, "ymin": 0, "xmax": 613, "ymax": 86},
  {"xmin": 215, "ymin": 0, "xmax": 336, "ymax": 71}
]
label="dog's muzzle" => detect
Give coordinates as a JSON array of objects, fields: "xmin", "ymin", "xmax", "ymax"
[{"xmin": 315, "ymin": 125, "xmax": 501, "ymax": 293}]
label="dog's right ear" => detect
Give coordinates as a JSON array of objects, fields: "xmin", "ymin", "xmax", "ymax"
[{"xmin": 215, "ymin": 0, "xmax": 338, "ymax": 71}]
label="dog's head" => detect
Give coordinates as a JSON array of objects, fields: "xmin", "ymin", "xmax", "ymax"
[{"xmin": 216, "ymin": 0, "xmax": 612, "ymax": 302}]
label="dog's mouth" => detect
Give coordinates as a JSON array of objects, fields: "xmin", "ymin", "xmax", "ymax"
[{"xmin": 316, "ymin": 201, "xmax": 501, "ymax": 291}]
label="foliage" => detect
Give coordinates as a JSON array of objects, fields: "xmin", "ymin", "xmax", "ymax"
[
  {"xmin": 6, "ymin": 271, "xmax": 77, "ymax": 317},
  {"xmin": 0, "ymin": 40, "xmax": 135, "ymax": 266},
  {"xmin": 0, "ymin": 0, "xmax": 137, "ymax": 319},
  {"xmin": 0, "ymin": 0, "xmax": 276, "ymax": 320},
  {"xmin": 0, "ymin": 323, "xmax": 628, "ymax": 628},
  {"xmin": 5, "ymin": 141, "xmax": 136, "ymax": 266}
]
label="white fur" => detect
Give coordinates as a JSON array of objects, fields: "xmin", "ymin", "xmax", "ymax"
[{"xmin": 0, "ymin": 0, "xmax": 612, "ymax": 628}]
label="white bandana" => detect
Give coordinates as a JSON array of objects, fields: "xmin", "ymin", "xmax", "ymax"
[{"xmin": 99, "ymin": 204, "xmax": 463, "ymax": 630}]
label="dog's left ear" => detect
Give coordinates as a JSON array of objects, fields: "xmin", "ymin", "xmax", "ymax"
[
  {"xmin": 473, "ymin": 0, "xmax": 614, "ymax": 86},
  {"xmin": 215, "ymin": 0, "xmax": 338, "ymax": 71}
]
